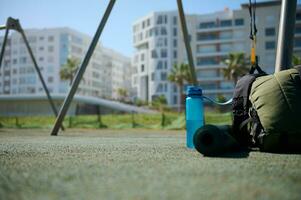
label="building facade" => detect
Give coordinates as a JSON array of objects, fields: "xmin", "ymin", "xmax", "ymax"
[
  {"xmin": 0, "ymin": 27, "xmax": 131, "ymax": 99},
  {"xmin": 132, "ymin": 1, "xmax": 301, "ymax": 108}
]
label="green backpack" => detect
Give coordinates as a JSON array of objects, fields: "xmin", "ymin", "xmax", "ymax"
[{"xmin": 232, "ymin": 66, "xmax": 301, "ymax": 152}]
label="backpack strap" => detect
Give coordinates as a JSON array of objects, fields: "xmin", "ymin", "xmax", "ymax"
[
  {"xmin": 295, "ymin": 65, "xmax": 301, "ymax": 78},
  {"xmin": 232, "ymin": 69, "xmax": 266, "ymax": 147}
]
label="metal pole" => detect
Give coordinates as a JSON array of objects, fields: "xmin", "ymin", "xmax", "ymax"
[
  {"xmin": 0, "ymin": 28, "xmax": 9, "ymax": 69},
  {"xmin": 275, "ymin": 0, "xmax": 297, "ymax": 72},
  {"xmin": 51, "ymin": 0, "xmax": 116, "ymax": 136},
  {"xmin": 19, "ymin": 29, "xmax": 65, "ymax": 131},
  {"xmin": 176, "ymin": 0, "xmax": 197, "ymax": 85}
]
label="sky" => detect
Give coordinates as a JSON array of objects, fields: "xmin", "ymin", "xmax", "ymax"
[{"xmin": 0, "ymin": 0, "xmax": 252, "ymax": 56}]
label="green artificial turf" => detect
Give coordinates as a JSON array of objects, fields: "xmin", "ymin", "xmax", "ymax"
[
  {"xmin": 0, "ymin": 129, "xmax": 300, "ymax": 200},
  {"xmin": 0, "ymin": 112, "xmax": 232, "ymax": 130}
]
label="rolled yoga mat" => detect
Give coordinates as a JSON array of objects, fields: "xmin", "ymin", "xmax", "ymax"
[{"xmin": 193, "ymin": 125, "xmax": 240, "ymax": 156}]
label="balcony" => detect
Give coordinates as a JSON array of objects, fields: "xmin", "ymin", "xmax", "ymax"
[
  {"xmin": 196, "ymin": 38, "xmax": 244, "ymax": 45},
  {"xmin": 196, "ymin": 51, "xmax": 229, "ymax": 57},
  {"xmin": 197, "ymin": 25, "xmax": 243, "ymax": 33},
  {"xmin": 195, "ymin": 64, "xmax": 227, "ymax": 70},
  {"xmin": 197, "ymin": 76, "xmax": 224, "ymax": 82}
]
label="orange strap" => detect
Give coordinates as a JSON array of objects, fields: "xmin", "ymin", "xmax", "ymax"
[{"xmin": 250, "ymin": 38, "xmax": 256, "ymax": 65}]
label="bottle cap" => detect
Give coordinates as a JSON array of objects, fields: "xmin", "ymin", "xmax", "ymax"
[{"xmin": 187, "ymin": 86, "xmax": 202, "ymax": 97}]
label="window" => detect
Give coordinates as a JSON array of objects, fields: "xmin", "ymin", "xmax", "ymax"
[
  {"xmin": 197, "ymin": 33, "xmax": 218, "ymax": 41},
  {"xmin": 197, "ymin": 57, "xmax": 218, "ymax": 65},
  {"xmin": 141, "ymin": 64, "xmax": 145, "ymax": 72},
  {"xmin": 161, "ymin": 27, "xmax": 167, "ymax": 35},
  {"xmin": 173, "ymin": 85, "xmax": 177, "ymax": 93},
  {"xmin": 265, "ymin": 41, "xmax": 275, "ymax": 50},
  {"xmin": 164, "ymin": 61, "xmax": 168, "ymax": 69},
  {"xmin": 295, "ymin": 38, "xmax": 301, "ymax": 47},
  {"xmin": 295, "ymin": 26, "xmax": 301, "ymax": 34},
  {"xmin": 173, "ymin": 39, "xmax": 177, "ymax": 47},
  {"xmin": 161, "ymin": 72, "xmax": 167, "ymax": 81},
  {"xmin": 173, "ymin": 28, "xmax": 177, "ymax": 36},
  {"xmin": 157, "ymin": 15, "xmax": 163, "ymax": 24},
  {"xmin": 161, "ymin": 49, "xmax": 168, "ymax": 58},
  {"xmin": 156, "ymin": 83, "xmax": 163, "ymax": 92},
  {"xmin": 39, "ymin": 57, "xmax": 44, "ymax": 61},
  {"xmin": 39, "ymin": 46, "xmax": 44, "ymax": 51},
  {"xmin": 265, "ymin": 28, "xmax": 275, "ymax": 36},
  {"xmin": 28, "ymin": 36, "xmax": 37, "ymax": 43},
  {"xmin": 235, "ymin": 18, "xmax": 244, "ymax": 26},
  {"xmin": 147, "ymin": 19, "xmax": 150, "ymax": 26},
  {"xmin": 39, "ymin": 36, "xmax": 44, "ymax": 41},
  {"xmin": 173, "ymin": 95, "xmax": 178, "ymax": 104},
  {"xmin": 220, "ymin": 20, "xmax": 232, "ymax": 27},
  {"xmin": 48, "ymin": 77, "xmax": 54, "ymax": 83},
  {"xmin": 151, "ymin": 72, "xmax": 155, "ymax": 81},
  {"xmin": 142, "ymin": 21, "xmax": 145, "ymax": 29},
  {"xmin": 157, "ymin": 61, "xmax": 163, "ymax": 69},
  {"xmin": 140, "ymin": 53, "xmax": 145, "ymax": 61},
  {"xmin": 19, "ymin": 57, "xmax": 27, "ymax": 64},
  {"xmin": 48, "ymin": 36, "xmax": 54, "ymax": 42},
  {"xmin": 151, "ymin": 50, "xmax": 158, "ymax": 58},
  {"xmin": 48, "ymin": 46, "xmax": 54, "ymax": 52},
  {"xmin": 173, "ymin": 50, "xmax": 177, "ymax": 59},
  {"xmin": 199, "ymin": 21, "xmax": 216, "ymax": 29},
  {"xmin": 173, "ymin": 16, "xmax": 177, "ymax": 25}
]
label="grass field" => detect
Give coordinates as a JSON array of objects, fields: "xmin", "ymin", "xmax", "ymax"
[
  {"xmin": 0, "ymin": 112, "xmax": 232, "ymax": 129},
  {"xmin": 0, "ymin": 129, "xmax": 300, "ymax": 200}
]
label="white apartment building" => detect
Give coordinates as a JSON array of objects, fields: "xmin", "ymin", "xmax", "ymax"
[
  {"xmin": 0, "ymin": 27, "xmax": 131, "ymax": 99},
  {"xmin": 132, "ymin": 0, "xmax": 301, "ymax": 108}
]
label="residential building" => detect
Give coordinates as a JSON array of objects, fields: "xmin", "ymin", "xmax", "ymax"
[
  {"xmin": 132, "ymin": 0, "xmax": 301, "ymax": 108},
  {"xmin": 0, "ymin": 27, "xmax": 131, "ymax": 99}
]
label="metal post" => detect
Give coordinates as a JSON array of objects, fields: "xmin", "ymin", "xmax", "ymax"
[
  {"xmin": 176, "ymin": 0, "xmax": 197, "ymax": 85},
  {"xmin": 0, "ymin": 28, "xmax": 9, "ymax": 69},
  {"xmin": 275, "ymin": 0, "xmax": 297, "ymax": 72},
  {"xmin": 51, "ymin": 0, "xmax": 116, "ymax": 135}
]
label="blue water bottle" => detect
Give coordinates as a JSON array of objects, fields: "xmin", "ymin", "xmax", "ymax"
[{"xmin": 186, "ymin": 86, "xmax": 204, "ymax": 149}]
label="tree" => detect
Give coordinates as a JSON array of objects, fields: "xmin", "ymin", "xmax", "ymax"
[
  {"xmin": 222, "ymin": 52, "xmax": 249, "ymax": 85},
  {"xmin": 152, "ymin": 95, "xmax": 167, "ymax": 113},
  {"xmin": 116, "ymin": 88, "xmax": 128, "ymax": 101},
  {"xmin": 60, "ymin": 57, "xmax": 80, "ymax": 85},
  {"xmin": 292, "ymin": 54, "xmax": 301, "ymax": 66},
  {"xmin": 60, "ymin": 57, "xmax": 80, "ymax": 122},
  {"xmin": 168, "ymin": 63, "xmax": 192, "ymax": 112},
  {"xmin": 152, "ymin": 95, "xmax": 168, "ymax": 128}
]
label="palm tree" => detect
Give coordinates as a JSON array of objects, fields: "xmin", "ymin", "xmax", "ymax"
[
  {"xmin": 293, "ymin": 54, "xmax": 301, "ymax": 66},
  {"xmin": 60, "ymin": 57, "xmax": 80, "ymax": 85},
  {"xmin": 152, "ymin": 95, "xmax": 167, "ymax": 113},
  {"xmin": 222, "ymin": 52, "xmax": 249, "ymax": 85},
  {"xmin": 168, "ymin": 63, "xmax": 192, "ymax": 111},
  {"xmin": 116, "ymin": 88, "xmax": 128, "ymax": 101},
  {"xmin": 152, "ymin": 95, "xmax": 167, "ymax": 128},
  {"xmin": 60, "ymin": 57, "xmax": 80, "ymax": 124}
]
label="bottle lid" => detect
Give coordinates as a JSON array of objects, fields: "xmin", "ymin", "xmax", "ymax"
[{"xmin": 186, "ymin": 86, "xmax": 202, "ymax": 97}]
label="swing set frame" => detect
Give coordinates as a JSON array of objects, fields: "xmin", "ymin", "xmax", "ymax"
[{"xmin": 1, "ymin": 0, "xmax": 296, "ymax": 135}]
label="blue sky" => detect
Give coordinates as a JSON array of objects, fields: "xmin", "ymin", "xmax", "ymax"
[{"xmin": 0, "ymin": 0, "xmax": 251, "ymax": 56}]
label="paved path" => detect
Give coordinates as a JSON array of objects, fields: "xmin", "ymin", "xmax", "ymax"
[{"xmin": 0, "ymin": 129, "xmax": 300, "ymax": 200}]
